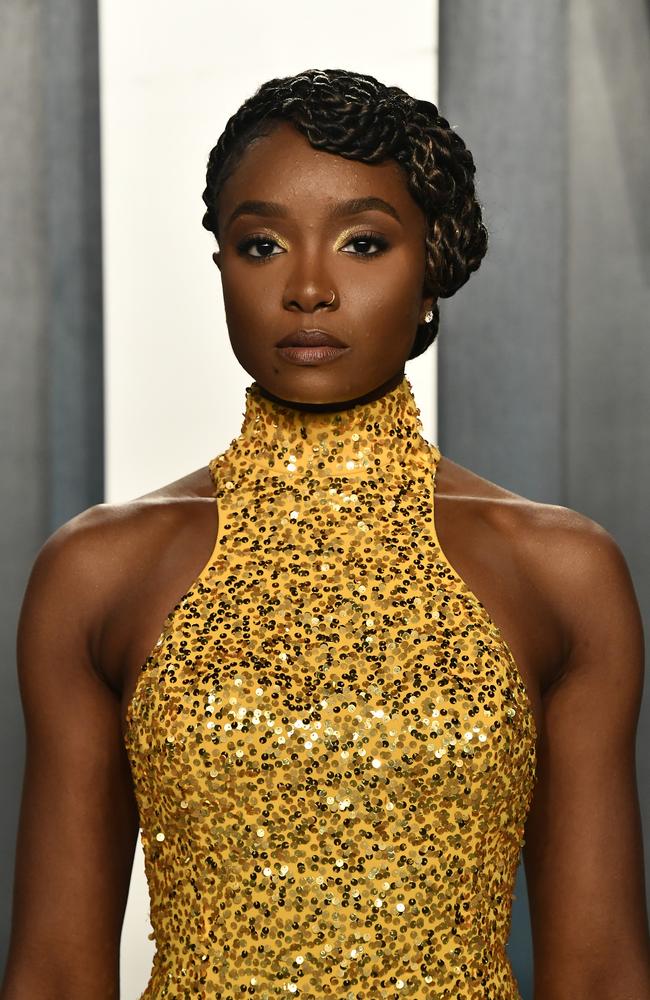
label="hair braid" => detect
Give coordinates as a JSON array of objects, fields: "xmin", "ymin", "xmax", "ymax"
[{"xmin": 202, "ymin": 68, "xmax": 488, "ymax": 359}]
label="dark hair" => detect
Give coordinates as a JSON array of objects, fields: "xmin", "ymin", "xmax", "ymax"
[{"xmin": 202, "ymin": 68, "xmax": 488, "ymax": 359}]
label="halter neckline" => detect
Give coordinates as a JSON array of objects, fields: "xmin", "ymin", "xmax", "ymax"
[{"xmin": 232, "ymin": 374, "xmax": 433, "ymax": 482}]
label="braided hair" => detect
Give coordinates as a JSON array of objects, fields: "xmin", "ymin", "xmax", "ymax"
[{"xmin": 202, "ymin": 68, "xmax": 488, "ymax": 359}]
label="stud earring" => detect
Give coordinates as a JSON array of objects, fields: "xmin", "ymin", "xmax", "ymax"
[{"xmin": 424, "ymin": 309, "xmax": 434, "ymax": 324}]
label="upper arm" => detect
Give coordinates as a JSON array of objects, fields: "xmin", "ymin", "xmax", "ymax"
[
  {"xmin": 1, "ymin": 510, "xmax": 140, "ymax": 1000},
  {"xmin": 523, "ymin": 513, "xmax": 650, "ymax": 997}
]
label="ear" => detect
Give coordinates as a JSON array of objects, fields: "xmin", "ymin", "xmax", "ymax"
[
  {"xmin": 419, "ymin": 294, "xmax": 436, "ymax": 324},
  {"xmin": 212, "ymin": 250, "xmax": 221, "ymax": 271}
]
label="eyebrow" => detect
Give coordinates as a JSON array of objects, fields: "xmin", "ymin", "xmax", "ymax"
[{"xmin": 225, "ymin": 196, "xmax": 402, "ymax": 231}]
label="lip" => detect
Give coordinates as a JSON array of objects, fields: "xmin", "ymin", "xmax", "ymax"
[
  {"xmin": 276, "ymin": 344, "xmax": 349, "ymax": 365},
  {"xmin": 276, "ymin": 328, "xmax": 347, "ymax": 348}
]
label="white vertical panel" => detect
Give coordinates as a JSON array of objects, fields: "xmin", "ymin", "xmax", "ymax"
[{"xmin": 98, "ymin": 3, "xmax": 438, "ymax": 994}]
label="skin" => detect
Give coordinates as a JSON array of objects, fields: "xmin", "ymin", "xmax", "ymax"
[
  {"xmin": 2, "ymin": 120, "xmax": 649, "ymax": 999},
  {"xmin": 211, "ymin": 120, "xmax": 434, "ymax": 408}
]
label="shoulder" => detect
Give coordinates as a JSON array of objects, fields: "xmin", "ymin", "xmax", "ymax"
[
  {"xmin": 42, "ymin": 464, "xmax": 213, "ymax": 551},
  {"xmin": 510, "ymin": 500, "xmax": 640, "ymax": 668},
  {"xmin": 437, "ymin": 452, "xmax": 641, "ymax": 667},
  {"xmin": 437, "ymin": 447, "xmax": 621, "ymax": 551},
  {"xmin": 24, "ymin": 465, "xmax": 215, "ymax": 634}
]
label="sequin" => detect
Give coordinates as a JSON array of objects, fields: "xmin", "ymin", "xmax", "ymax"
[{"xmin": 124, "ymin": 375, "xmax": 537, "ymax": 999}]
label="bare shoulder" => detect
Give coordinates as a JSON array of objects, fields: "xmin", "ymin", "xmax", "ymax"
[
  {"xmin": 27, "ymin": 464, "xmax": 216, "ymax": 664},
  {"xmin": 437, "ymin": 452, "xmax": 640, "ymax": 654},
  {"xmin": 438, "ymin": 449, "xmax": 618, "ymax": 542},
  {"xmin": 40, "ymin": 463, "xmax": 214, "ymax": 553}
]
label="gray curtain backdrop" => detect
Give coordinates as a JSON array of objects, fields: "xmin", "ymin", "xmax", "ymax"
[
  {"xmin": 1, "ymin": 1, "xmax": 648, "ymax": 994},
  {"xmin": 0, "ymin": 0, "xmax": 103, "ymax": 972},
  {"xmin": 439, "ymin": 0, "xmax": 650, "ymax": 993}
]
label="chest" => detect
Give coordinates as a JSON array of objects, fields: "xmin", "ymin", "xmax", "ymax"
[{"xmin": 124, "ymin": 472, "xmax": 537, "ymax": 839}]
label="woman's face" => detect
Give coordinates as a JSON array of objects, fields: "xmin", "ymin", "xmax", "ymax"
[{"xmin": 213, "ymin": 120, "xmax": 434, "ymax": 406}]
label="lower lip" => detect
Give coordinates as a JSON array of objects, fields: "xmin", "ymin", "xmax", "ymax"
[{"xmin": 276, "ymin": 345, "xmax": 349, "ymax": 365}]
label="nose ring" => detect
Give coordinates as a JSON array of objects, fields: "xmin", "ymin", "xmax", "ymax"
[{"xmin": 325, "ymin": 290, "xmax": 336, "ymax": 306}]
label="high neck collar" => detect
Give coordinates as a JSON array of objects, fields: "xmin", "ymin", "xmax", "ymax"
[{"xmin": 228, "ymin": 375, "xmax": 432, "ymax": 482}]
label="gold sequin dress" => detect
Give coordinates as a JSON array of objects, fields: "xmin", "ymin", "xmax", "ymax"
[{"xmin": 124, "ymin": 375, "xmax": 538, "ymax": 999}]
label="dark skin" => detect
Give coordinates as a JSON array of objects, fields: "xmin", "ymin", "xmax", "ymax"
[
  {"xmin": 212, "ymin": 121, "xmax": 433, "ymax": 408},
  {"xmin": 2, "ymin": 120, "xmax": 649, "ymax": 999}
]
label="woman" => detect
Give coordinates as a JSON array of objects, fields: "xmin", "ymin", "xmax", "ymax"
[{"xmin": 2, "ymin": 68, "xmax": 649, "ymax": 999}]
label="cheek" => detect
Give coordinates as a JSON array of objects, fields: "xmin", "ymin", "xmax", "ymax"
[
  {"xmin": 220, "ymin": 264, "xmax": 275, "ymax": 323},
  {"xmin": 349, "ymin": 255, "xmax": 423, "ymax": 320}
]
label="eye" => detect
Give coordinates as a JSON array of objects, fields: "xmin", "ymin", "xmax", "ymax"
[
  {"xmin": 236, "ymin": 235, "xmax": 285, "ymax": 261},
  {"xmin": 340, "ymin": 231, "xmax": 389, "ymax": 257}
]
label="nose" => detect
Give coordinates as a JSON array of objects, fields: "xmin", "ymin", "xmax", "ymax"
[{"xmin": 282, "ymin": 257, "xmax": 337, "ymax": 314}]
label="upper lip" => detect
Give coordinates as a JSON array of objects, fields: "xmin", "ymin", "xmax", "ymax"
[{"xmin": 276, "ymin": 328, "xmax": 348, "ymax": 348}]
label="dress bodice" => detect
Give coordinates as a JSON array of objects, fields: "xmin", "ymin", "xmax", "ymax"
[{"xmin": 124, "ymin": 375, "xmax": 537, "ymax": 999}]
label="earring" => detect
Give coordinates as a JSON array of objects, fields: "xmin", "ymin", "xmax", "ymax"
[{"xmin": 424, "ymin": 309, "xmax": 434, "ymax": 324}]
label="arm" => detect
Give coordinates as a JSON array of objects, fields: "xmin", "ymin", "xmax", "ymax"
[
  {"xmin": 0, "ymin": 510, "xmax": 140, "ymax": 1000},
  {"xmin": 524, "ymin": 514, "xmax": 650, "ymax": 998}
]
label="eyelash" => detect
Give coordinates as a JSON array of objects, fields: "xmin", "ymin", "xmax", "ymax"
[{"xmin": 235, "ymin": 230, "xmax": 390, "ymax": 263}]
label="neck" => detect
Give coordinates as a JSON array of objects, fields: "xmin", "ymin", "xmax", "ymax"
[
  {"xmin": 219, "ymin": 373, "xmax": 431, "ymax": 485},
  {"xmin": 255, "ymin": 370, "xmax": 406, "ymax": 414}
]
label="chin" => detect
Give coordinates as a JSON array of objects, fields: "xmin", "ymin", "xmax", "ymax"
[{"xmin": 254, "ymin": 365, "xmax": 404, "ymax": 410}]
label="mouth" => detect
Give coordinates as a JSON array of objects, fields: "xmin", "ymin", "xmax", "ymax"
[
  {"xmin": 276, "ymin": 329, "xmax": 348, "ymax": 348},
  {"xmin": 275, "ymin": 328, "xmax": 350, "ymax": 367}
]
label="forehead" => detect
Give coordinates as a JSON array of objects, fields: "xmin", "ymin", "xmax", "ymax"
[{"xmin": 218, "ymin": 120, "xmax": 420, "ymax": 223}]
